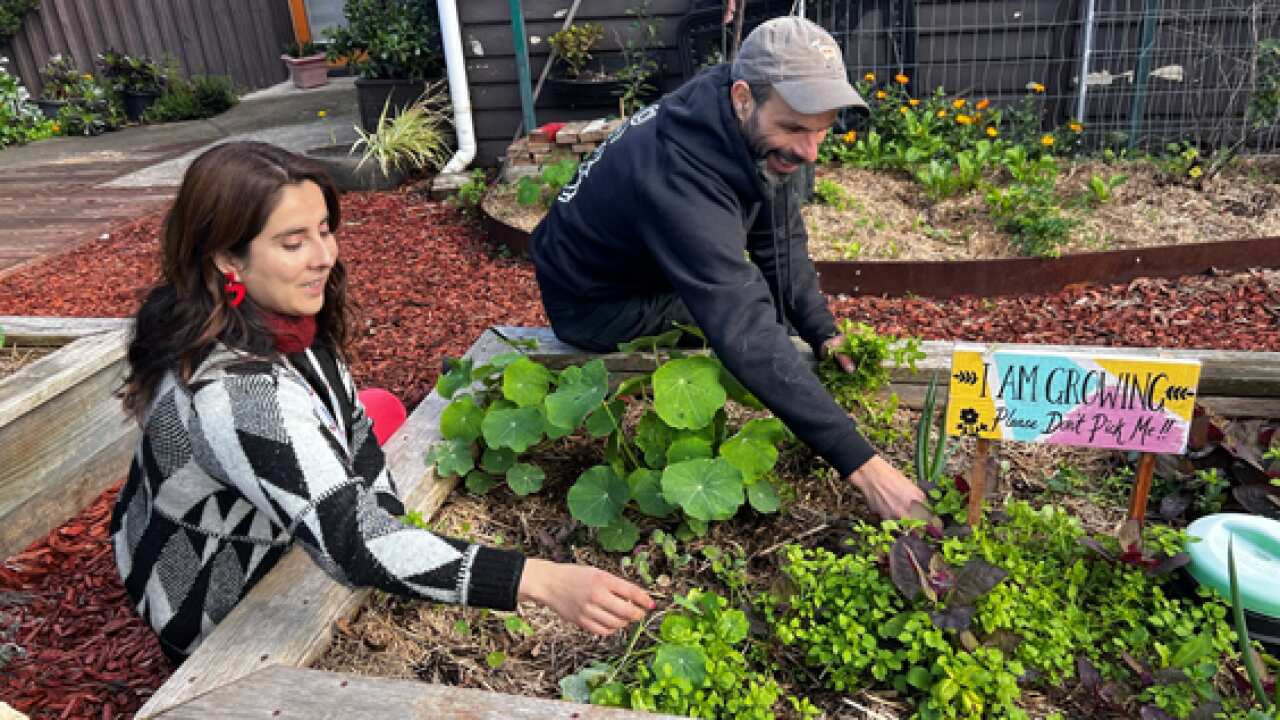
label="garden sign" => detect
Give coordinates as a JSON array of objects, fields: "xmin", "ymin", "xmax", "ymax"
[{"xmin": 943, "ymin": 343, "xmax": 1202, "ymax": 524}]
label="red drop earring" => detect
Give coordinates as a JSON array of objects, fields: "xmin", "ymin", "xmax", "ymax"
[{"xmin": 223, "ymin": 271, "xmax": 245, "ymax": 308}]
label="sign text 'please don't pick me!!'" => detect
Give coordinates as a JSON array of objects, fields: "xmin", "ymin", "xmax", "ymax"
[{"xmin": 944, "ymin": 344, "xmax": 1202, "ymax": 454}]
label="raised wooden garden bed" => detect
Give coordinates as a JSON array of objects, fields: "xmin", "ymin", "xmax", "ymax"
[
  {"xmin": 135, "ymin": 326, "xmax": 1280, "ymax": 717},
  {"xmin": 0, "ymin": 316, "xmax": 135, "ymax": 560}
]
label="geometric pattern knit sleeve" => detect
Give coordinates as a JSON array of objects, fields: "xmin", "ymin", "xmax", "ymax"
[{"xmin": 189, "ymin": 363, "xmax": 524, "ymax": 610}]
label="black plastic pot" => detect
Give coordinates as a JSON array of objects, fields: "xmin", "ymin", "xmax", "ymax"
[
  {"xmin": 303, "ymin": 144, "xmax": 407, "ymax": 192},
  {"xmin": 355, "ymin": 77, "xmax": 427, "ymax": 133},
  {"xmin": 122, "ymin": 91, "xmax": 158, "ymax": 122},
  {"xmin": 36, "ymin": 99, "xmax": 66, "ymax": 120}
]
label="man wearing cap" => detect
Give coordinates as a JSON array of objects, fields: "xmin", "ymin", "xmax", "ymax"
[{"xmin": 530, "ymin": 16, "xmax": 926, "ymax": 520}]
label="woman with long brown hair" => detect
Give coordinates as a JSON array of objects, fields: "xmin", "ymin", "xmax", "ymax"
[{"xmin": 114, "ymin": 141, "xmax": 652, "ymax": 662}]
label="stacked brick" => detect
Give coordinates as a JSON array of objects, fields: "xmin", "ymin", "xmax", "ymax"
[{"xmin": 505, "ymin": 117, "xmax": 627, "ymax": 167}]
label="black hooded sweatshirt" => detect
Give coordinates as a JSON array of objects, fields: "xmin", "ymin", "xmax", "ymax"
[{"xmin": 531, "ymin": 64, "xmax": 876, "ymax": 478}]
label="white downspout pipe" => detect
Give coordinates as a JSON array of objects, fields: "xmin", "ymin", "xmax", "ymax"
[{"xmin": 438, "ymin": 0, "xmax": 475, "ymax": 173}]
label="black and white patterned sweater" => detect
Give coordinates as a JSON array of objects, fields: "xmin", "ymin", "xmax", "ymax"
[{"xmin": 110, "ymin": 343, "xmax": 524, "ymax": 660}]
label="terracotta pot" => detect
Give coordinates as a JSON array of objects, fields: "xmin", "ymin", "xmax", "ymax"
[{"xmin": 282, "ymin": 53, "xmax": 330, "ymax": 89}]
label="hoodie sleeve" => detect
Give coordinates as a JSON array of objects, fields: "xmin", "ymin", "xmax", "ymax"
[
  {"xmin": 638, "ymin": 159, "xmax": 876, "ymax": 478},
  {"xmin": 189, "ymin": 366, "xmax": 524, "ymax": 610},
  {"xmin": 746, "ymin": 170, "xmax": 838, "ymax": 356}
]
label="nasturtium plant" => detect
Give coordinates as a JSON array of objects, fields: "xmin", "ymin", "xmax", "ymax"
[{"xmin": 426, "ymin": 328, "xmax": 796, "ymax": 552}]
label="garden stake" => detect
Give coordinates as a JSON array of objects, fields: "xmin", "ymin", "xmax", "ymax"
[
  {"xmin": 1126, "ymin": 452, "xmax": 1158, "ymax": 524},
  {"xmin": 967, "ymin": 438, "xmax": 990, "ymax": 525}
]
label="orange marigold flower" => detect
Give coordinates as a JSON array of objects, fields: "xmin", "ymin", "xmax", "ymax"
[
  {"xmin": 895, "ymin": 73, "xmax": 909, "ymax": 85},
  {"xmin": 1068, "ymin": 121, "xmax": 1084, "ymax": 133},
  {"xmin": 985, "ymin": 126, "xmax": 998, "ymax": 137},
  {"xmin": 842, "ymin": 130, "xmax": 857, "ymax": 143},
  {"xmin": 955, "ymin": 114, "xmax": 973, "ymax": 125},
  {"xmin": 875, "ymin": 90, "xmax": 888, "ymax": 100},
  {"xmin": 863, "ymin": 72, "xmax": 876, "ymax": 83},
  {"xmin": 1030, "ymin": 82, "xmax": 1046, "ymax": 94},
  {"xmin": 952, "ymin": 98, "xmax": 966, "ymax": 109},
  {"xmin": 976, "ymin": 98, "xmax": 991, "ymax": 110},
  {"xmin": 52, "ymin": 122, "xmax": 61, "ymax": 133},
  {"xmin": 908, "ymin": 98, "xmax": 920, "ymax": 107},
  {"xmin": 1041, "ymin": 134, "xmax": 1055, "ymax": 146}
]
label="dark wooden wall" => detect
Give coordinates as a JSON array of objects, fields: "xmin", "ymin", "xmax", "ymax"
[{"xmin": 8, "ymin": 0, "xmax": 296, "ymax": 99}]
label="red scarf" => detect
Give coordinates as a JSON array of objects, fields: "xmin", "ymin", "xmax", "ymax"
[{"xmin": 262, "ymin": 311, "xmax": 317, "ymax": 353}]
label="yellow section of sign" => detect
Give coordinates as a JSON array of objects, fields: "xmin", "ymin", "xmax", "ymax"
[
  {"xmin": 945, "ymin": 349, "xmax": 1000, "ymax": 439},
  {"xmin": 1094, "ymin": 357, "xmax": 1201, "ymax": 421}
]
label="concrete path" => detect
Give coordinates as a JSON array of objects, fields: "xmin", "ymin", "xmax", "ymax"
[{"xmin": 0, "ymin": 77, "xmax": 359, "ymax": 276}]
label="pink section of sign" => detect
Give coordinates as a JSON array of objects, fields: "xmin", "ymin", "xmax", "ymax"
[{"xmin": 1044, "ymin": 402, "xmax": 1187, "ymax": 453}]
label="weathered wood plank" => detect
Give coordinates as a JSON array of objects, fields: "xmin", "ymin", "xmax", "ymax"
[
  {"xmin": 154, "ymin": 665, "xmax": 683, "ymax": 720},
  {"xmin": 0, "ymin": 329, "xmax": 134, "ymax": 558},
  {"xmin": 0, "ymin": 316, "xmax": 131, "ymax": 346},
  {"xmin": 136, "ymin": 329, "xmax": 514, "ymax": 720}
]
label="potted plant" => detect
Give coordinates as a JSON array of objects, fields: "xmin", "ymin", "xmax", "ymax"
[
  {"xmin": 306, "ymin": 83, "xmax": 453, "ymax": 191},
  {"xmin": 324, "ymin": 0, "xmax": 445, "ymax": 133},
  {"xmin": 282, "ymin": 40, "xmax": 329, "ymax": 89},
  {"xmin": 545, "ymin": 6, "xmax": 663, "ymax": 113},
  {"xmin": 96, "ymin": 49, "xmax": 166, "ymax": 122},
  {"xmin": 36, "ymin": 53, "xmax": 79, "ymax": 119}
]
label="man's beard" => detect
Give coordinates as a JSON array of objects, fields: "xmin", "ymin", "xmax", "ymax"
[{"xmin": 742, "ymin": 110, "xmax": 805, "ymax": 183}]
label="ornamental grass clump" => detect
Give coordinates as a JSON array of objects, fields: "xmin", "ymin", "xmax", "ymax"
[{"xmin": 352, "ymin": 84, "xmax": 453, "ymax": 176}]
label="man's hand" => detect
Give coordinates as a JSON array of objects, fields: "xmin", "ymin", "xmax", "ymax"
[
  {"xmin": 848, "ymin": 455, "xmax": 930, "ymax": 521},
  {"xmin": 821, "ymin": 335, "xmax": 857, "ymax": 374},
  {"xmin": 518, "ymin": 559, "xmax": 654, "ymax": 635}
]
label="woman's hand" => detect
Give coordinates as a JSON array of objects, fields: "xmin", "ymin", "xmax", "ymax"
[{"xmin": 517, "ymin": 559, "xmax": 654, "ymax": 635}]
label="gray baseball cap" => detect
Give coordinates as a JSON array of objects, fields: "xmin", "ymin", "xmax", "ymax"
[{"xmin": 732, "ymin": 16, "xmax": 867, "ymax": 115}]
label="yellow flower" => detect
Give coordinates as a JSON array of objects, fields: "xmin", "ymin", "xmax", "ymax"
[
  {"xmin": 908, "ymin": 98, "xmax": 920, "ymax": 107},
  {"xmin": 975, "ymin": 98, "xmax": 990, "ymax": 110},
  {"xmin": 51, "ymin": 122, "xmax": 61, "ymax": 133},
  {"xmin": 863, "ymin": 72, "xmax": 876, "ymax": 83},
  {"xmin": 842, "ymin": 130, "xmax": 857, "ymax": 144},
  {"xmin": 936, "ymin": 109, "xmax": 948, "ymax": 118},
  {"xmin": 82, "ymin": 73, "xmax": 93, "ymax": 81},
  {"xmin": 1041, "ymin": 134, "xmax": 1055, "ymax": 146},
  {"xmin": 985, "ymin": 126, "xmax": 998, "ymax": 137},
  {"xmin": 899, "ymin": 106, "xmax": 910, "ymax": 114},
  {"xmin": 952, "ymin": 98, "xmax": 966, "ymax": 109},
  {"xmin": 1189, "ymin": 166, "xmax": 1203, "ymax": 178},
  {"xmin": 1068, "ymin": 121, "xmax": 1084, "ymax": 133},
  {"xmin": 875, "ymin": 90, "xmax": 888, "ymax": 100},
  {"xmin": 895, "ymin": 73, "xmax": 909, "ymax": 85},
  {"xmin": 1030, "ymin": 82, "xmax": 1046, "ymax": 94},
  {"xmin": 956, "ymin": 114, "xmax": 974, "ymax": 125},
  {"xmin": 317, "ymin": 110, "xmax": 328, "ymax": 118}
]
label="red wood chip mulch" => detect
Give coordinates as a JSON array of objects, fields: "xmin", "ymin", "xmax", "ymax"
[{"xmin": 0, "ymin": 189, "xmax": 1275, "ymax": 719}]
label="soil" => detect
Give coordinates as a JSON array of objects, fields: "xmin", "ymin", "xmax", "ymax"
[
  {"xmin": 0, "ymin": 189, "xmax": 1274, "ymax": 719},
  {"xmin": 483, "ymin": 155, "xmax": 1280, "ymax": 261},
  {"xmin": 0, "ymin": 344, "xmax": 52, "ymax": 381}
]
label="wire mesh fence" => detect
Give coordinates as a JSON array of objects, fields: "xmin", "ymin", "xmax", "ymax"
[{"xmin": 797, "ymin": 0, "xmax": 1280, "ymax": 154}]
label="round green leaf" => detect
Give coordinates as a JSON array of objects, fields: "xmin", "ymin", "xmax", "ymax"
[
  {"xmin": 659, "ymin": 614, "xmax": 696, "ymax": 643},
  {"xmin": 652, "ymin": 357, "xmax": 726, "ymax": 430},
  {"xmin": 436, "ymin": 358, "xmax": 473, "ymax": 399},
  {"xmin": 747, "ymin": 477, "xmax": 781, "ymax": 513},
  {"xmin": 506, "ymin": 463, "xmax": 545, "ymax": 496},
  {"xmin": 481, "ymin": 406, "xmax": 544, "ymax": 452},
  {"xmin": 719, "ymin": 435, "xmax": 777, "ymax": 482},
  {"xmin": 737, "ymin": 417, "xmax": 789, "ymax": 445},
  {"xmin": 440, "ymin": 398, "xmax": 484, "ymax": 442},
  {"xmin": 481, "ymin": 446, "xmax": 516, "ymax": 474},
  {"xmin": 661, "ymin": 458, "xmax": 743, "ymax": 522},
  {"xmin": 635, "ymin": 411, "xmax": 674, "ymax": 468},
  {"xmin": 714, "ymin": 608, "xmax": 749, "ymax": 644},
  {"xmin": 427, "ymin": 439, "xmax": 474, "ymax": 478},
  {"xmin": 544, "ymin": 360, "xmax": 608, "ymax": 429},
  {"xmin": 465, "ymin": 470, "xmax": 498, "ymax": 495},
  {"xmin": 568, "ymin": 465, "xmax": 630, "ymax": 527},
  {"xmin": 651, "ymin": 644, "xmax": 707, "ymax": 686},
  {"xmin": 597, "ymin": 515, "xmax": 640, "ymax": 552},
  {"xmin": 667, "ymin": 435, "xmax": 713, "ymax": 464},
  {"xmin": 629, "ymin": 468, "xmax": 675, "ymax": 518},
  {"xmin": 502, "ymin": 357, "xmax": 553, "ymax": 407},
  {"xmin": 584, "ymin": 400, "xmax": 624, "ymax": 438}
]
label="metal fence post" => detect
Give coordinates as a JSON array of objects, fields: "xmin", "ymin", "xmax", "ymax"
[
  {"xmin": 1075, "ymin": 0, "xmax": 1098, "ymax": 125},
  {"xmin": 509, "ymin": 0, "xmax": 537, "ymax": 135},
  {"xmin": 1128, "ymin": 0, "xmax": 1162, "ymax": 149}
]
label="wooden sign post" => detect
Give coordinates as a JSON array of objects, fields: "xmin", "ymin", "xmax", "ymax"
[{"xmin": 944, "ymin": 344, "xmax": 1202, "ymax": 526}]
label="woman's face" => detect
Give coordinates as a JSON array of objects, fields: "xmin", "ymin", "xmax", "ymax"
[{"xmin": 217, "ymin": 180, "xmax": 337, "ymax": 317}]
